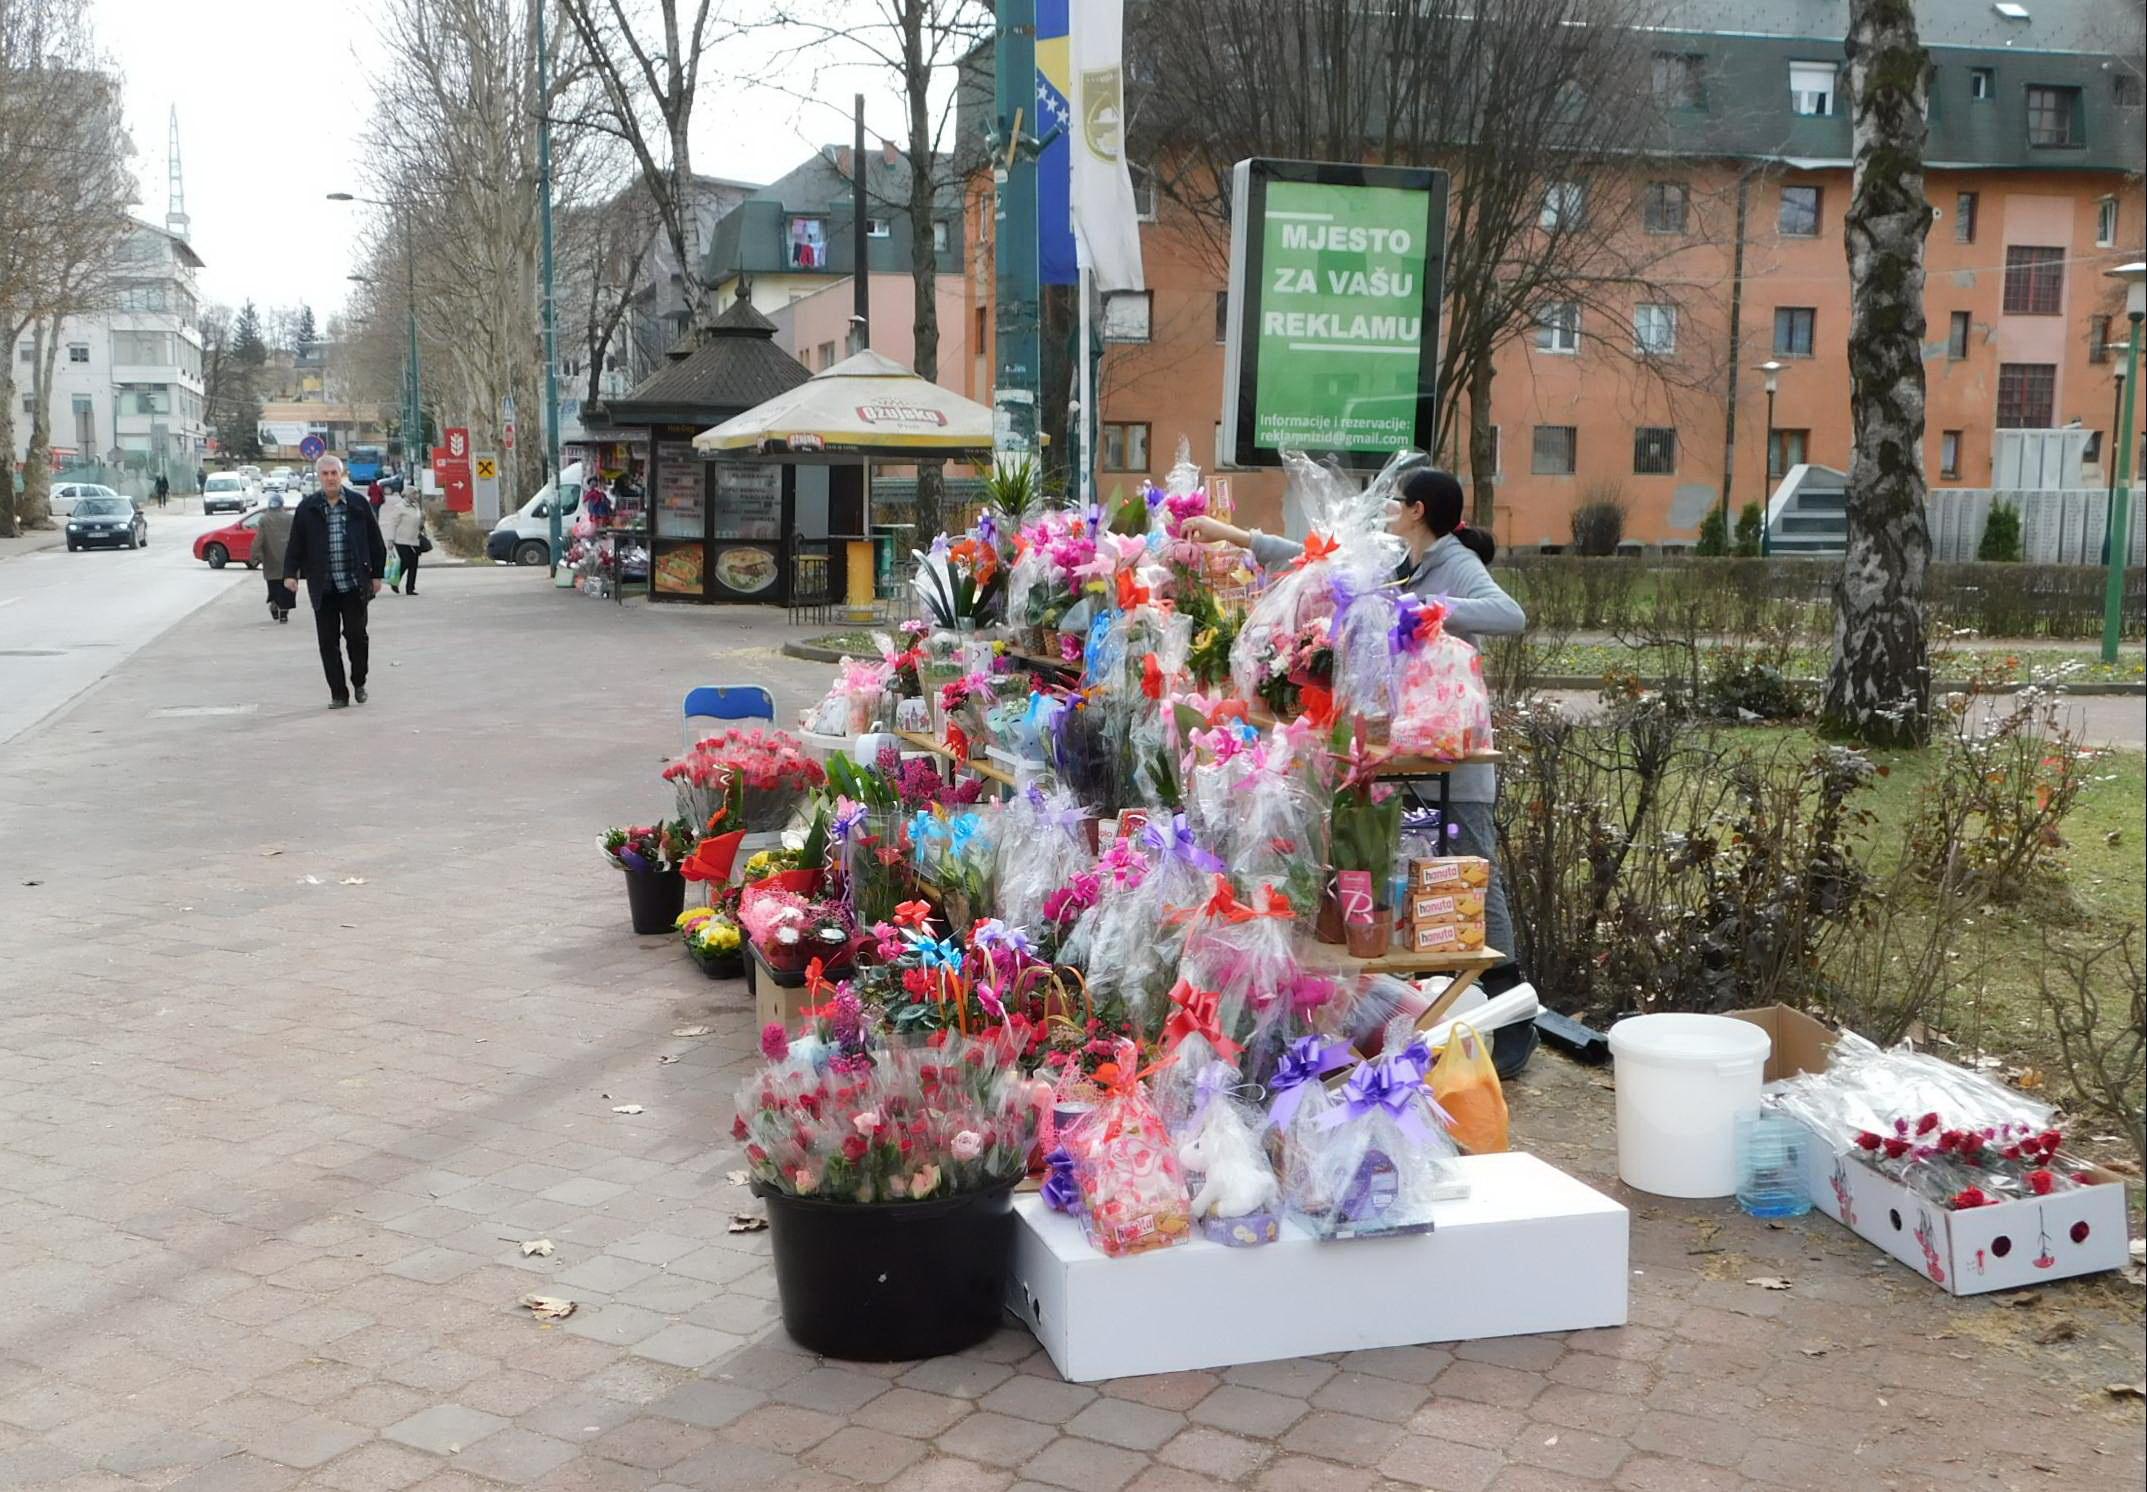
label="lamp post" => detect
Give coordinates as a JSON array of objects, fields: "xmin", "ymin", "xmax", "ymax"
[
  {"xmin": 328, "ymin": 193, "xmax": 422, "ymax": 486},
  {"xmin": 2103, "ymin": 364, "xmax": 2127, "ymax": 565},
  {"xmin": 2100, "ymin": 262, "xmax": 2144, "ymax": 664},
  {"xmin": 1758, "ymin": 359, "xmax": 1784, "ymax": 556},
  {"xmin": 535, "ymin": 0, "xmax": 564, "ymax": 574}
]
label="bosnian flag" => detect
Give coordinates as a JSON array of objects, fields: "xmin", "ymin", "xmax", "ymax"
[
  {"xmin": 1068, "ymin": 0, "xmax": 1144, "ymax": 293},
  {"xmin": 1036, "ymin": 0, "xmax": 1077, "ymax": 286}
]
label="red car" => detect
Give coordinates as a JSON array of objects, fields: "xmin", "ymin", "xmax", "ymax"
[{"xmin": 192, "ymin": 510, "xmax": 262, "ymax": 569}]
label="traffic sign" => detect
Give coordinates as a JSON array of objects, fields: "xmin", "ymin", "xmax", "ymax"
[
  {"xmin": 502, "ymin": 422, "xmax": 516, "ymax": 452},
  {"xmin": 299, "ymin": 433, "xmax": 326, "ymax": 461}
]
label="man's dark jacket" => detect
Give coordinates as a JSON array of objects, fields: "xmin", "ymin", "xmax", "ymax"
[{"xmin": 281, "ymin": 491, "xmax": 388, "ymax": 611}]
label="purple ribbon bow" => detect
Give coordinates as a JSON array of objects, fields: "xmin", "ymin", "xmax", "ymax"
[
  {"xmin": 1040, "ymin": 1147, "xmax": 1081, "ymax": 1213},
  {"xmin": 1321, "ymin": 1042, "xmax": 1439, "ymax": 1142},
  {"xmin": 1025, "ymin": 784, "xmax": 1088, "ymax": 835},
  {"xmin": 1266, "ymin": 1036, "xmax": 1352, "ymax": 1130},
  {"xmin": 1142, "ymin": 812, "xmax": 1224, "ymax": 875}
]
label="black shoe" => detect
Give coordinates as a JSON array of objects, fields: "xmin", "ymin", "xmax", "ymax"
[
  {"xmin": 330, "ymin": 696, "xmax": 351, "ymax": 709},
  {"xmin": 277, "ymin": 609, "xmax": 288, "ymax": 623},
  {"xmin": 353, "ymin": 686, "xmax": 368, "ymax": 704}
]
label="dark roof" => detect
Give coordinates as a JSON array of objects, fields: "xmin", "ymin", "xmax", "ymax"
[{"xmin": 602, "ymin": 298, "xmax": 811, "ymax": 425}]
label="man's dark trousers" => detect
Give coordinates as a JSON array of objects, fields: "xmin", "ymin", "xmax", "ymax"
[{"xmin": 315, "ymin": 588, "xmax": 370, "ymax": 700}]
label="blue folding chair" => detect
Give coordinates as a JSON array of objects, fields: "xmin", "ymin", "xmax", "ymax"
[{"xmin": 683, "ymin": 685, "xmax": 775, "ymax": 747}]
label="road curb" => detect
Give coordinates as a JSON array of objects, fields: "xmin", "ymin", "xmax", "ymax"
[{"xmin": 783, "ymin": 641, "xmax": 864, "ymax": 665}]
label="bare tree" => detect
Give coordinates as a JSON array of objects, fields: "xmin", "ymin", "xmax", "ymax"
[
  {"xmin": 557, "ymin": 0, "xmax": 741, "ymax": 326},
  {"xmin": 754, "ymin": 0, "xmax": 990, "ymax": 534},
  {"xmin": 557, "ymin": 175, "xmax": 658, "ymax": 410},
  {"xmin": 1823, "ymin": 0, "xmax": 1931, "ymax": 748},
  {"xmin": 0, "ymin": 0, "xmax": 135, "ymax": 533},
  {"xmin": 1133, "ymin": 0, "xmax": 1709, "ymax": 530}
]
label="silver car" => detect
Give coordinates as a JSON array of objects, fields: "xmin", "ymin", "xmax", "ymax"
[{"xmin": 49, "ymin": 481, "xmax": 121, "ymax": 518}]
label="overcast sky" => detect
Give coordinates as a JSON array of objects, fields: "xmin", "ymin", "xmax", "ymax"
[{"xmin": 91, "ymin": 0, "xmax": 947, "ymax": 326}]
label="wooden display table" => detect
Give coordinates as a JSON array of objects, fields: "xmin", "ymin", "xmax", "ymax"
[{"xmin": 893, "ymin": 729, "xmax": 1017, "ymax": 788}]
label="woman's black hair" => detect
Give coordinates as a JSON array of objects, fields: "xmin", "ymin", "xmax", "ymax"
[{"xmin": 1397, "ymin": 467, "xmax": 1496, "ymax": 564}]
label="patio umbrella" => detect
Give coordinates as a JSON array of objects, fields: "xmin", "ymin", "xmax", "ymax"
[{"xmin": 692, "ymin": 349, "xmax": 995, "ymax": 459}]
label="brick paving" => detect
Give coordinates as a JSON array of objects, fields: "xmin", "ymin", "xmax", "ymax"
[{"xmin": 0, "ymin": 568, "xmax": 2140, "ymax": 1492}]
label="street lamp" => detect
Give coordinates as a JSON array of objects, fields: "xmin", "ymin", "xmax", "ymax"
[
  {"xmin": 327, "ymin": 192, "xmax": 422, "ymax": 488},
  {"xmin": 2104, "ymin": 364, "xmax": 2126, "ymax": 566},
  {"xmin": 1758, "ymin": 359, "xmax": 1784, "ymax": 556},
  {"xmin": 2100, "ymin": 262, "xmax": 2144, "ymax": 664}
]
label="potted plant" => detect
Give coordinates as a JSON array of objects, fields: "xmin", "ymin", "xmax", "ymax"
[
  {"xmin": 601, "ymin": 819, "xmax": 697, "ymax": 933},
  {"xmin": 735, "ymin": 999, "xmax": 1043, "ymax": 1361},
  {"xmin": 678, "ymin": 905, "xmax": 745, "ymax": 978},
  {"xmin": 1325, "ymin": 725, "xmax": 1401, "ymax": 953}
]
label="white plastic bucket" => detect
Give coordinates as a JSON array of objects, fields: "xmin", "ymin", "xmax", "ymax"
[{"xmin": 1608, "ymin": 1013, "xmax": 1773, "ymax": 1197}]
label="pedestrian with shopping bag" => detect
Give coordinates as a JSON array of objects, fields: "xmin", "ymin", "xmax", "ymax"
[{"xmin": 380, "ymin": 487, "xmax": 427, "ymax": 595}]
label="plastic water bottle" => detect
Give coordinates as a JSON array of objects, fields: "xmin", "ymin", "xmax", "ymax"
[{"xmin": 1734, "ymin": 1110, "xmax": 1812, "ymax": 1219}]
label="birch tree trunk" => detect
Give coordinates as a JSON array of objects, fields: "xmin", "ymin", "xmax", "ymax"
[
  {"xmin": 21, "ymin": 317, "xmax": 59, "ymax": 525},
  {"xmin": 1824, "ymin": 0, "xmax": 1932, "ymax": 748}
]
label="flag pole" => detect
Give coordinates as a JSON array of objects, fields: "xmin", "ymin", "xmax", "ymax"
[{"xmin": 1078, "ymin": 264, "xmax": 1093, "ymax": 506}]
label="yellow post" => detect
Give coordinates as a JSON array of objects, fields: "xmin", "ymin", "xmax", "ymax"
[{"xmin": 846, "ymin": 539, "xmax": 876, "ymax": 622}]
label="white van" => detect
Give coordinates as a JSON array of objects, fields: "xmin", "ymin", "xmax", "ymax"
[{"xmin": 485, "ymin": 461, "xmax": 585, "ymax": 565}]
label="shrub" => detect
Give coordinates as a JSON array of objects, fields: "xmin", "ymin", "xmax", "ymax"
[
  {"xmin": 1906, "ymin": 685, "xmax": 2099, "ymax": 901},
  {"xmin": 1734, "ymin": 502, "xmax": 1764, "ymax": 557},
  {"xmin": 423, "ymin": 499, "xmax": 492, "ymax": 560},
  {"xmin": 1569, "ymin": 487, "xmax": 1627, "ymax": 557},
  {"xmin": 1694, "ymin": 505, "xmax": 1729, "ymax": 556},
  {"xmin": 1976, "ymin": 501, "xmax": 2023, "ymax": 563},
  {"xmin": 2035, "ymin": 929, "xmax": 2145, "ymax": 1172},
  {"xmin": 1704, "ymin": 657, "xmax": 1809, "ymax": 720}
]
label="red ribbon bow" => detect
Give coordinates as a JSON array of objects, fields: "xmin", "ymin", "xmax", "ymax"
[
  {"xmin": 892, "ymin": 899, "xmax": 933, "ymax": 930},
  {"xmin": 1287, "ymin": 532, "xmax": 1340, "ymax": 572},
  {"xmin": 1140, "ymin": 652, "xmax": 1165, "ymax": 701},
  {"xmin": 1116, "ymin": 568, "xmax": 1150, "ymax": 611},
  {"xmin": 1163, "ymin": 979, "xmax": 1243, "ymax": 1061}
]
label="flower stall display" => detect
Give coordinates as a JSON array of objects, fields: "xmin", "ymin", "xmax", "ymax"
[
  {"xmin": 1172, "ymin": 1059, "xmax": 1282, "ymax": 1246},
  {"xmin": 677, "ymin": 904, "xmax": 745, "ymax": 978},
  {"xmin": 1282, "ymin": 1026, "xmax": 1461, "ymax": 1241},
  {"xmin": 665, "ymin": 727, "xmax": 826, "ymax": 833},
  {"xmin": 1059, "ymin": 1043, "xmax": 1194, "ymax": 1257},
  {"xmin": 601, "ymin": 818, "xmax": 698, "ymax": 933},
  {"xmin": 734, "ymin": 1016, "xmax": 1042, "ymax": 1359}
]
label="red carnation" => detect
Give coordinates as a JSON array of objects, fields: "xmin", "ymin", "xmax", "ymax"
[
  {"xmin": 1883, "ymin": 1137, "xmax": 1912, "ymax": 1159},
  {"xmin": 1915, "ymin": 1112, "xmax": 1940, "ymax": 1136},
  {"xmin": 1855, "ymin": 1131, "xmax": 1883, "ymax": 1151},
  {"xmin": 2037, "ymin": 1129, "xmax": 2063, "ymax": 1152},
  {"xmin": 731, "ymin": 1114, "xmax": 749, "ymax": 1141},
  {"xmin": 1948, "ymin": 1186, "xmax": 1992, "ymax": 1209},
  {"xmin": 2026, "ymin": 1169, "xmax": 2056, "ymax": 1196}
]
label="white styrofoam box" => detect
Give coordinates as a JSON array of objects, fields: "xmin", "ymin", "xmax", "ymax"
[
  {"xmin": 1801, "ymin": 1133, "xmax": 2130, "ymax": 1296},
  {"xmin": 1007, "ymin": 1152, "xmax": 1627, "ymax": 1383}
]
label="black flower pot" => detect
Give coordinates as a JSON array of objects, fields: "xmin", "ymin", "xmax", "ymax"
[
  {"xmin": 691, "ymin": 947, "xmax": 744, "ymax": 980},
  {"xmin": 753, "ymin": 1181, "xmax": 1016, "ymax": 1361},
  {"xmin": 622, "ymin": 866, "xmax": 686, "ymax": 934}
]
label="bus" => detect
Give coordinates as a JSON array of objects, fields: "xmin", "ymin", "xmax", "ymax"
[{"xmin": 346, "ymin": 445, "xmax": 388, "ymax": 484}]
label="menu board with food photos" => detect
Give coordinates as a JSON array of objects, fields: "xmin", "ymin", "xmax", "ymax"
[{"xmin": 654, "ymin": 442, "xmax": 706, "ymax": 539}]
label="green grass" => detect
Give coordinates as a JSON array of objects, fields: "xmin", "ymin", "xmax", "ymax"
[{"xmin": 1524, "ymin": 642, "xmax": 2145, "ymax": 687}]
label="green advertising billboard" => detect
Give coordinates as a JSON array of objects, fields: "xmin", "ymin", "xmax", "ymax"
[{"xmin": 1220, "ymin": 159, "xmax": 1447, "ymax": 469}]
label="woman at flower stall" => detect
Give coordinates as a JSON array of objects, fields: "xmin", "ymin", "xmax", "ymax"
[{"xmin": 1181, "ymin": 467, "xmax": 1531, "ymax": 1015}]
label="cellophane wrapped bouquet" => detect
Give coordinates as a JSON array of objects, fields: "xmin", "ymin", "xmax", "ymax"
[
  {"xmin": 994, "ymin": 784, "xmax": 1097, "ymax": 941},
  {"xmin": 1060, "ymin": 1041, "xmax": 1194, "ymax": 1256},
  {"xmin": 734, "ymin": 1012, "xmax": 1041, "ymax": 1205},
  {"xmin": 1169, "ymin": 876, "xmax": 1302, "ymax": 1069},
  {"xmin": 600, "ymin": 818, "xmax": 697, "ymax": 874},
  {"xmin": 909, "ymin": 805, "xmax": 998, "ymax": 932},
  {"xmin": 1075, "ymin": 815, "xmax": 1220, "ymax": 1035},
  {"xmin": 1390, "ymin": 595, "xmax": 1494, "ymax": 760},
  {"xmin": 1172, "ymin": 1059, "xmax": 1282, "ymax": 1246},
  {"xmin": 1229, "ymin": 451, "xmax": 1409, "ymax": 724},
  {"xmin": 664, "ymin": 727, "xmax": 826, "ymax": 832},
  {"xmin": 1281, "ymin": 1021, "xmax": 1461, "ymax": 1240}
]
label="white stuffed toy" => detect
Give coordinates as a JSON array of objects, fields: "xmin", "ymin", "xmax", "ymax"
[{"xmin": 1177, "ymin": 1102, "xmax": 1281, "ymax": 1221}]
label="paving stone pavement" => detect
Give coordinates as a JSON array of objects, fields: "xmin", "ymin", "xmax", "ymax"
[{"xmin": 0, "ymin": 569, "xmax": 2141, "ymax": 1492}]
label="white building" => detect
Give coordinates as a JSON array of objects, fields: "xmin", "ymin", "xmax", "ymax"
[{"xmin": 11, "ymin": 220, "xmax": 207, "ymax": 486}]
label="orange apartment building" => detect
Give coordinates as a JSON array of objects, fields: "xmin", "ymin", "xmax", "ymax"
[{"xmin": 959, "ymin": 2, "xmax": 2144, "ymax": 547}]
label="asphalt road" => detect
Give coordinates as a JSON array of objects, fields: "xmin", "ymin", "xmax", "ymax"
[{"xmin": 0, "ymin": 511, "xmax": 245, "ymax": 744}]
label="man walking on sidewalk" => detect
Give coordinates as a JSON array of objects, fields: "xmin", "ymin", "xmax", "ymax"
[
  {"xmin": 282, "ymin": 455, "xmax": 386, "ymax": 708},
  {"xmin": 256, "ymin": 493, "xmax": 294, "ymax": 623}
]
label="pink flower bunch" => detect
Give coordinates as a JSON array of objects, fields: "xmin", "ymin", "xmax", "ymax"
[
  {"xmin": 666, "ymin": 727, "xmax": 826, "ymax": 794},
  {"xmin": 1041, "ymin": 870, "xmax": 1103, "ymax": 929}
]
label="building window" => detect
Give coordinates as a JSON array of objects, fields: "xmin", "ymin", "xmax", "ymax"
[
  {"xmin": 19, "ymin": 394, "xmax": 31, "ymax": 414},
  {"xmin": 1130, "ymin": 165, "xmax": 1156, "ymax": 222},
  {"xmin": 1773, "ymin": 306, "xmax": 1816, "ymax": 357},
  {"xmin": 1768, "ymin": 428, "xmax": 1810, "ymax": 479},
  {"xmin": 1534, "ymin": 301, "xmax": 1580, "ymax": 354},
  {"xmin": 1969, "ymin": 67, "xmax": 1994, "ymax": 100},
  {"xmin": 1102, "ymin": 290, "xmax": 1151, "ymax": 343},
  {"xmin": 816, "ymin": 340, "xmax": 836, "ymax": 370},
  {"xmin": 1531, "ymin": 425, "xmax": 1578, "ymax": 475},
  {"xmin": 2117, "ymin": 73, "xmax": 2145, "ymax": 108},
  {"xmin": 1633, "ymin": 426, "xmax": 1677, "ymax": 475},
  {"xmin": 1947, "ymin": 310, "xmax": 1971, "ymax": 360},
  {"xmin": 786, "ymin": 216, "xmax": 830, "ymax": 269},
  {"xmin": 68, "ymin": 343, "xmax": 90, "ymax": 364},
  {"xmin": 932, "ymin": 220, "xmax": 950, "ymax": 254},
  {"xmin": 1954, "ymin": 191, "xmax": 1977, "ymax": 243},
  {"xmin": 1789, "ymin": 61, "xmax": 1836, "ymax": 116},
  {"xmin": 975, "ymin": 304, "xmax": 988, "ymax": 351},
  {"xmin": 1541, "ymin": 182, "xmax": 1585, "ymax": 232},
  {"xmin": 1996, "ymin": 362, "xmax": 2057, "ymax": 428},
  {"xmin": 2025, "ymin": 85, "xmax": 2083, "ymax": 147},
  {"xmin": 1101, "ymin": 421, "xmax": 1150, "ymax": 472},
  {"xmin": 2001, "ymin": 245, "xmax": 2065, "ymax": 315},
  {"xmin": 1778, "ymin": 185, "xmax": 1822, "ymax": 237},
  {"xmin": 1652, "ymin": 52, "xmax": 1705, "ymax": 110},
  {"xmin": 2090, "ymin": 314, "xmax": 2112, "ymax": 365},
  {"xmin": 1643, "ymin": 181, "xmax": 1688, "ymax": 235},
  {"xmin": 1940, "ymin": 430, "xmax": 1962, "ymax": 478},
  {"xmin": 2096, "ymin": 196, "xmax": 2118, "ymax": 247},
  {"xmin": 1634, "ymin": 303, "xmax": 1677, "ymax": 355},
  {"xmin": 865, "ymin": 217, "xmax": 892, "ymax": 238},
  {"xmin": 1214, "ymin": 290, "xmax": 1229, "ymax": 344}
]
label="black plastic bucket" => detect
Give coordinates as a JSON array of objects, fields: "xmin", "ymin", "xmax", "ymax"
[
  {"xmin": 623, "ymin": 867, "xmax": 686, "ymax": 934},
  {"xmin": 755, "ymin": 1181, "xmax": 1016, "ymax": 1361}
]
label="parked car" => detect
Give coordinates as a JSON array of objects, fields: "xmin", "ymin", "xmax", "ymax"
[
  {"xmin": 201, "ymin": 472, "xmax": 256, "ymax": 515},
  {"xmin": 192, "ymin": 511, "xmax": 262, "ymax": 569},
  {"xmin": 65, "ymin": 494, "xmax": 148, "ymax": 551},
  {"xmin": 49, "ymin": 481, "xmax": 121, "ymax": 518},
  {"xmin": 486, "ymin": 462, "xmax": 585, "ymax": 565},
  {"xmin": 261, "ymin": 473, "xmax": 289, "ymax": 495}
]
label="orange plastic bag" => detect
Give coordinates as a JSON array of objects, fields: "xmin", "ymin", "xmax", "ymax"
[{"xmin": 1430, "ymin": 1022, "xmax": 1509, "ymax": 1154}]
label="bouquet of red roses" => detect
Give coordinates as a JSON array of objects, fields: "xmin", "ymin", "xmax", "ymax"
[{"xmin": 664, "ymin": 726, "xmax": 826, "ymax": 832}]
